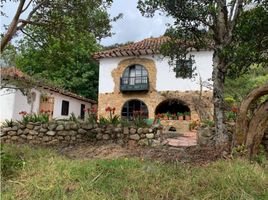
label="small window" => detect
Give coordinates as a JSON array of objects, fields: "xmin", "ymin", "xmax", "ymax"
[
  {"xmin": 80, "ymin": 104, "xmax": 85, "ymax": 120},
  {"xmin": 61, "ymin": 100, "xmax": 69, "ymax": 116},
  {"xmin": 174, "ymin": 59, "xmax": 193, "ymax": 78}
]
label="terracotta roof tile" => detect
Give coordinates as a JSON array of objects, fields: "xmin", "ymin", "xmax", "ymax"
[
  {"xmin": 1, "ymin": 67, "xmax": 96, "ymax": 104},
  {"xmin": 93, "ymin": 36, "xmax": 169, "ymax": 59}
]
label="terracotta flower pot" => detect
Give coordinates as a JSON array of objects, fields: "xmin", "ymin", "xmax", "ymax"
[
  {"xmin": 178, "ymin": 116, "xmax": 184, "ymax": 121},
  {"xmin": 185, "ymin": 115, "xmax": 191, "ymax": 121}
]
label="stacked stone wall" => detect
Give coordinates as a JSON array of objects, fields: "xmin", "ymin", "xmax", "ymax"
[{"xmin": 0, "ymin": 121, "xmax": 162, "ymax": 147}]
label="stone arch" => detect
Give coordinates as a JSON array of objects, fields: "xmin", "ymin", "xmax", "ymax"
[
  {"xmin": 111, "ymin": 57, "xmax": 157, "ymax": 93},
  {"xmin": 121, "ymin": 99, "xmax": 149, "ymax": 120},
  {"xmin": 155, "ymin": 98, "xmax": 191, "ymax": 116}
]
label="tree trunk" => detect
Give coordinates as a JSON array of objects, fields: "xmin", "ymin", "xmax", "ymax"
[
  {"xmin": 245, "ymin": 100, "xmax": 268, "ymax": 157},
  {"xmin": 212, "ymin": 50, "xmax": 228, "ymax": 145},
  {"xmin": 235, "ymin": 83, "xmax": 268, "ymax": 145}
]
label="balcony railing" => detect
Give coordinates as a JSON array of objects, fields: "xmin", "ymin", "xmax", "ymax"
[{"xmin": 120, "ymin": 76, "xmax": 149, "ymax": 92}]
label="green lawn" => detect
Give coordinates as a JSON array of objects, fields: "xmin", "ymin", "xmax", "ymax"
[{"xmin": 1, "ymin": 144, "xmax": 268, "ymax": 200}]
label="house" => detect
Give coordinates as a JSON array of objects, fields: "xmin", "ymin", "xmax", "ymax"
[
  {"xmin": 0, "ymin": 67, "xmax": 97, "ymax": 122},
  {"xmin": 94, "ymin": 36, "xmax": 213, "ymax": 123}
]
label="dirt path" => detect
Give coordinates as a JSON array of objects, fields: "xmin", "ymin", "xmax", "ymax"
[{"xmin": 58, "ymin": 142, "xmax": 223, "ymax": 165}]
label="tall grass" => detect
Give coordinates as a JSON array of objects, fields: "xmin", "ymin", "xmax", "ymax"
[{"xmin": 1, "ymin": 144, "xmax": 268, "ymax": 200}]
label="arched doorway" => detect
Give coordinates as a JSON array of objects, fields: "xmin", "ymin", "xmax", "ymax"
[
  {"xmin": 121, "ymin": 99, "xmax": 148, "ymax": 120},
  {"xmin": 155, "ymin": 99, "xmax": 190, "ymax": 117}
]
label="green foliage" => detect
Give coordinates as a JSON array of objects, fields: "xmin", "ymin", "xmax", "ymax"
[
  {"xmin": 177, "ymin": 112, "xmax": 183, "ymax": 116},
  {"xmin": 99, "ymin": 116, "xmax": 110, "ymax": 126},
  {"xmin": 252, "ymin": 145, "xmax": 267, "ymax": 167},
  {"xmin": 2, "ymin": 119, "xmax": 16, "ymax": 127},
  {"xmin": 183, "ymin": 112, "xmax": 190, "ymax": 116},
  {"xmin": 232, "ymin": 145, "xmax": 248, "ymax": 158},
  {"xmin": 0, "ymin": 145, "xmax": 24, "ymax": 178},
  {"xmin": 225, "ymin": 111, "xmax": 237, "ymax": 122},
  {"xmin": 15, "ymin": 0, "xmax": 121, "ymax": 100},
  {"xmin": 21, "ymin": 113, "xmax": 49, "ymax": 124},
  {"xmin": 99, "ymin": 115, "xmax": 121, "ymax": 126},
  {"xmin": 69, "ymin": 112, "xmax": 79, "ymax": 122},
  {"xmin": 201, "ymin": 119, "xmax": 215, "ymax": 127}
]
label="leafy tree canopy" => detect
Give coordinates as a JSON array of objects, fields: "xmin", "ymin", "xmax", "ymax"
[{"xmin": 15, "ymin": 0, "xmax": 120, "ymax": 100}]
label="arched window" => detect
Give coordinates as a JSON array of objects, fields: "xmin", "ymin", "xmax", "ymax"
[
  {"xmin": 121, "ymin": 99, "xmax": 148, "ymax": 120},
  {"xmin": 122, "ymin": 64, "xmax": 148, "ymax": 85}
]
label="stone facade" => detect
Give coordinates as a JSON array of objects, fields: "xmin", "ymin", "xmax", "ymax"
[
  {"xmin": 0, "ymin": 121, "xmax": 163, "ymax": 147},
  {"xmin": 98, "ymin": 57, "xmax": 213, "ymax": 120}
]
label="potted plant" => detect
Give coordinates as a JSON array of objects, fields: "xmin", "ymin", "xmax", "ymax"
[
  {"xmin": 184, "ymin": 112, "xmax": 191, "ymax": 121},
  {"xmin": 166, "ymin": 112, "xmax": 172, "ymax": 120},
  {"xmin": 177, "ymin": 112, "xmax": 183, "ymax": 121},
  {"xmin": 163, "ymin": 113, "xmax": 168, "ymax": 120}
]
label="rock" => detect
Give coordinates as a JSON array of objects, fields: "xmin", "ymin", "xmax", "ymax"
[
  {"xmin": 130, "ymin": 128, "xmax": 136, "ymax": 134},
  {"xmin": 65, "ymin": 136, "xmax": 71, "ymax": 141},
  {"xmin": 123, "ymin": 127, "xmax": 129, "ymax": 135},
  {"xmin": 117, "ymin": 133, "xmax": 121, "ymax": 138},
  {"xmin": 0, "ymin": 132, "xmax": 5, "ymax": 137},
  {"xmin": 8, "ymin": 131, "xmax": 17, "ymax": 136},
  {"xmin": 81, "ymin": 123, "xmax": 93, "ymax": 130},
  {"xmin": 42, "ymin": 124, "xmax": 48, "ymax": 129},
  {"xmin": 129, "ymin": 134, "xmax": 140, "ymax": 140},
  {"xmin": 21, "ymin": 134, "xmax": 27, "ymax": 139},
  {"xmin": 71, "ymin": 136, "xmax": 76, "ymax": 141},
  {"xmin": 11, "ymin": 136, "xmax": 19, "ymax": 141},
  {"xmin": 140, "ymin": 134, "xmax": 146, "ymax": 139},
  {"xmin": 64, "ymin": 123, "xmax": 71, "ymax": 130},
  {"xmin": 2, "ymin": 127, "xmax": 12, "ymax": 133},
  {"xmin": 117, "ymin": 139, "xmax": 124, "ymax": 145},
  {"xmin": 34, "ymin": 126, "xmax": 40, "ymax": 131},
  {"xmin": 11, "ymin": 126, "xmax": 18, "ymax": 131},
  {"xmin": 96, "ymin": 133, "xmax": 103, "ymax": 140},
  {"xmin": 151, "ymin": 139, "xmax": 161, "ymax": 147},
  {"xmin": 17, "ymin": 129, "xmax": 23, "ymax": 135},
  {"xmin": 78, "ymin": 129, "xmax": 87, "ymax": 134},
  {"xmin": 156, "ymin": 130, "xmax": 162, "ymax": 137},
  {"xmin": 199, "ymin": 127, "xmax": 214, "ymax": 137},
  {"xmin": 103, "ymin": 134, "xmax": 110, "ymax": 140},
  {"xmin": 148, "ymin": 128, "xmax": 153, "ymax": 133},
  {"xmin": 48, "ymin": 124, "xmax": 57, "ymax": 131},
  {"xmin": 29, "ymin": 130, "xmax": 38, "ymax": 135},
  {"xmin": 69, "ymin": 131, "xmax": 77, "ymax": 136},
  {"xmin": 19, "ymin": 124, "xmax": 26, "ymax": 129},
  {"xmin": 34, "ymin": 122, "xmax": 41, "ymax": 126},
  {"xmin": 56, "ymin": 125, "xmax": 64, "ymax": 131},
  {"xmin": 138, "ymin": 139, "xmax": 149, "ymax": 146},
  {"xmin": 23, "ymin": 128, "xmax": 29, "ymax": 134},
  {"xmin": 76, "ymin": 134, "xmax": 82, "ymax": 138},
  {"xmin": 46, "ymin": 131, "xmax": 56, "ymax": 136},
  {"xmin": 58, "ymin": 131, "xmax": 68, "ymax": 136},
  {"xmin": 142, "ymin": 128, "xmax": 149, "ymax": 134},
  {"xmin": 114, "ymin": 127, "xmax": 122, "ymax": 133},
  {"xmin": 40, "ymin": 128, "xmax": 48, "ymax": 133},
  {"xmin": 137, "ymin": 128, "xmax": 143, "ymax": 134},
  {"xmin": 27, "ymin": 135, "xmax": 33, "ymax": 140},
  {"xmin": 26, "ymin": 124, "xmax": 35, "ymax": 130},
  {"xmin": 146, "ymin": 133, "xmax": 154, "ymax": 139},
  {"xmin": 70, "ymin": 123, "xmax": 78, "ymax": 130}
]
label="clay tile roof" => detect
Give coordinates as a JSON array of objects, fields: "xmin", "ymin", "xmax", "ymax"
[
  {"xmin": 1, "ymin": 67, "xmax": 96, "ymax": 104},
  {"xmin": 93, "ymin": 36, "xmax": 169, "ymax": 59}
]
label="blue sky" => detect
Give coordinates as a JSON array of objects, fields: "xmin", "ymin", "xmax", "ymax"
[{"xmin": 1, "ymin": 0, "xmax": 173, "ymax": 46}]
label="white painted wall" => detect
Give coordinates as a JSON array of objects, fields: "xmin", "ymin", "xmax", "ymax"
[
  {"xmin": 98, "ymin": 50, "xmax": 213, "ymax": 94},
  {"xmin": 0, "ymin": 87, "xmax": 93, "ymax": 122},
  {"xmin": 0, "ymin": 88, "xmax": 16, "ymax": 121}
]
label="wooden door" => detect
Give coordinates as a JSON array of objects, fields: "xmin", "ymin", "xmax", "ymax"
[{"xmin": 39, "ymin": 95, "xmax": 54, "ymax": 119}]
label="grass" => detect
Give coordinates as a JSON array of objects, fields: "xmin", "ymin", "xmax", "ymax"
[{"xmin": 1, "ymin": 144, "xmax": 268, "ymax": 200}]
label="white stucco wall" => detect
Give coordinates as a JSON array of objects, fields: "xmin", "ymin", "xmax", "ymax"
[
  {"xmin": 98, "ymin": 51, "xmax": 213, "ymax": 94},
  {"xmin": 0, "ymin": 87, "xmax": 93, "ymax": 122},
  {"xmin": 51, "ymin": 92, "xmax": 92, "ymax": 119},
  {"xmin": 0, "ymin": 88, "xmax": 16, "ymax": 121}
]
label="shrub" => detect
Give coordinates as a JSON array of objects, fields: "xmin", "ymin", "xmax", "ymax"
[
  {"xmin": 69, "ymin": 112, "xmax": 78, "ymax": 122},
  {"xmin": 225, "ymin": 111, "xmax": 237, "ymax": 122},
  {"xmin": 20, "ymin": 113, "xmax": 49, "ymax": 124},
  {"xmin": 2, "ymin": 119, "xmax": 16, "ymax": 127},
  {"xmin": 201, "ymin": 119, "xmax": 215, "ymax": 127}
]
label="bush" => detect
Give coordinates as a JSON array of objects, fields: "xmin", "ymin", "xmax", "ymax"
[
  {"xmin": 2, "ymin": 119, "xmax": 17, "ymax": 127},
  {"xmin": 21, "ymin": 113, "xmax": 49, "ymax": 124}
]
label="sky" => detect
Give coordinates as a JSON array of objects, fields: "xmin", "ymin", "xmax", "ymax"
[{"xmin": 1, "ymin": 0, "xmax": 174, "ymax": 46}]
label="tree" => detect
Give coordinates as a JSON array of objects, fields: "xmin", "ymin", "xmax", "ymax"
[
  {"xmin": 0, "ymin": 0, "xmax": 115, "ymax": 52},
  {"xmin": 15, "ymin": 0, "xmax": 119, "ymax": 100},
  {"xmin": 138, "ymin": 0, "xmax": 267, "ymax": 145}
]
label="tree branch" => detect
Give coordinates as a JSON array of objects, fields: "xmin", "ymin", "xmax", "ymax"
[
  {"xmin": 0, "ymin": 0, "xmax": 26, "ymax": 53},
  {"xmin": 21, "ymin": 0, "xmax": 33, "ymax": 13}
]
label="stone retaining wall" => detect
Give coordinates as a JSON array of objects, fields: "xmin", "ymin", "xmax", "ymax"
[{"xmin": 0, "ymin": 121, "xmax": 162, "ymax": 147}]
